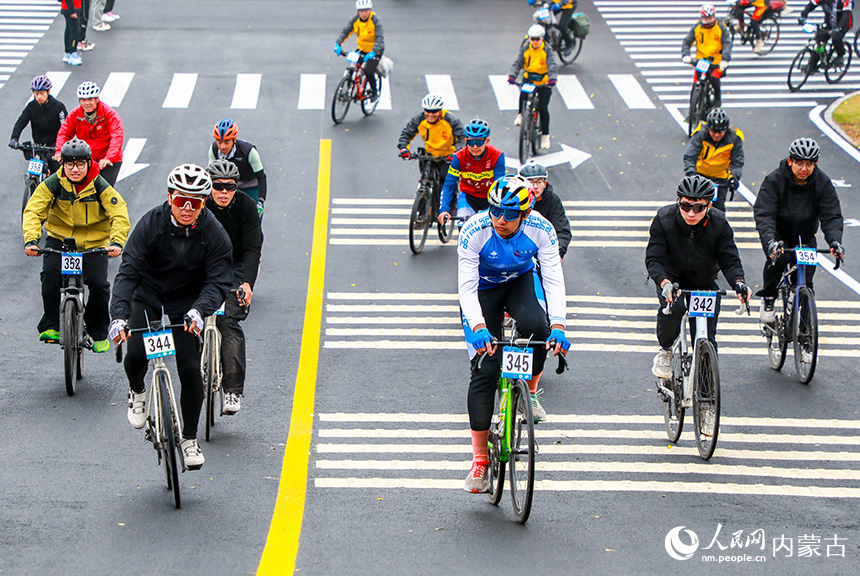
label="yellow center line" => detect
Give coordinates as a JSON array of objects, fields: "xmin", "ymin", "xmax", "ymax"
[{"xmin": 257, "ymin": 139, "xmax": 331, "ymax": 575}]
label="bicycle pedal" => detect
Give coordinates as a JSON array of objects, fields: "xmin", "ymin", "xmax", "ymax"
[{"xmin": 41, "ymin": 339, "xmax": 59, "ymax": 344}]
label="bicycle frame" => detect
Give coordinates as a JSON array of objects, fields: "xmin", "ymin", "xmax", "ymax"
[
  {"xmin": 146, "ymin": 356, "xmax": 186, "ymax": 471},
  {"xmin": 201, "ymin": 315, "xmax": 222, "ymax": 389},
  {"xmin": 669, "ymin": 310, "xmax": 707, "ymax": 409}
]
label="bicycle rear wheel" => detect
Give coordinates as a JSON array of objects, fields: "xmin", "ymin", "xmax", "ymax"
[
  {"xmin": 508, "ymin": 379, "xmax": 535, "ymax": 524},
  {"xmin": 361, "ymin": 74, "xmax": 381, "ymax": 116},
  {"xmin": 661, "ymin": 352, "xmax": 685, "ymax": 443},
  {"xmin": 158, "ymin": 372, "xmax": 181, "ymax": 508},
  {"xmin": 793, "ymin": 286, "xmax": 818, "ymax": 384},
  {"xmin": 62, "ymin": 299, "xmax": 78, "ymax": 396},
  {"xmin": 408, "ymin": 189, "xmax": 430, "ymax": 254},
  {"xmin": 766, "ymin": 295, "xmax": 787, "ymax": 370},
  {"xmin": 558, "ymin": 34, "xmax": 582, "ymax": 64},
  {"xmin": 692, "ymin": 340, "xmax": 720, "ymax": 460},
  {"xmin": 787, "ymin": 48, "xmax": 813, "ymax": 92},
  {"xmin": 756, "ymin": 16, "xmax": 779, "ymax": 55},
  {"xmin": 203, "ymin": 332, "xmax": 218, "ymax": 442},
  {"xmin": 331, "ymin": 75, "xmax": 353, "ymax": 124},
  {"xmin": 824, "ymin": 41, "xmax": 851, "ymax": 83}
]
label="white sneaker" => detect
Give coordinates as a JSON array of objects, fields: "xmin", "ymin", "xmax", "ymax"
[
  {"xmin": 181, "ymin": 439, "xmax": 204, "ymax": 469},
  {"xmin": 102, "ymin": 11, "xmax": 120, "ymax": 22},
  {"xmin": 652, "ymin": 348, "xmax": 673, "ymax": 379},
  {"xmin": 514, "ymin": 113, "xmax": 522, "ymax": 126},
  {"xmin": 760, "ymin": 298, "xmax": 776, "ymax": 324},
  {"xmin": 530, "ymin": 392, "xmax": 547, "ymax": 423},
  {"xmin": 540, "ymin": 135, "xmax": 551, "ymax": 150},
  {"xmin": 752, "ymin": 39, "xmax": 765, "ymax": 54},
  {"xmin": 93, "ymin": 22, "xmax": 111, "ymax": 31},
  {"xmin": 67, "ymin": 52, "xmax": 82, "ymax": 66},
  {"xmin": 463, "ymin": 460, "xmax": 489, "ymax": 493},
  {"xmin": 127, "ymin": 390, "xmax": 147, "ymax": 429},
  {"xmin": 223, "ymin": 393, "xmax": 241, "ymax": 415},
  {"xmin": 62, "ymin": 53, "xmax": 71, "ymax": 63}
]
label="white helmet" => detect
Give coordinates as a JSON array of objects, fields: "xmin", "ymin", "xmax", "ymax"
[
  {"xmin": 421, "ymin": 93, "xmax": 444, "ymax": 111},
  {"xmin": 355, "ymin": 0, "xmax": 372, "ymax": 9},
  {"xmin": 167, "ymin": 164, "xmax": 212, "ymax": 196},
  {"xmin": 527, "ymin": 24, "xmax": 545, "ymax": 39},
  {"xmin": 77, "ymin": 81, "xmax": 100, "ymax": 99}
]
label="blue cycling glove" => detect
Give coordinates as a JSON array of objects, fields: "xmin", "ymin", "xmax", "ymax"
[
  {"xmin": 334, "ymin": 44, "xmax": 342, "ymax": 56},
  {"xmin": 549, "ymin": 328, "xmax": 571, "ymax": 352},
  {"xmin": 469, "ymin": 328, "xmax": 493, "ymax": 350},
  {"xmin": 363, "ymin": 50, "xmax": 376, "ymax": 62}
]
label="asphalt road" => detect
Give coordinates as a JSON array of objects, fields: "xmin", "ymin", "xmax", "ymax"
[{"xmin": 1, "ymin": 1, "xmax": 859, "ymax": 575}]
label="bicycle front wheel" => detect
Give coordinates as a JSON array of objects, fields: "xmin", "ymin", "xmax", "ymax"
[
  {"xmin": 508, "ymin": 379, "xmax": 535, "ymax": 524},
  {"xmin": 331, "ymin": 75, "xmax": 353, "ymax": 124},
  {"xmin": 203, "ymin": 331, "xmax": 218, "ymax": 442},
  {"xmin": 360, "ymin": 74, "xmax": 381, "ymax": 116},
  {"xmin": 757, "ymin": 16, "xmax": 779, "ymax": 55},
  {"xmin": 854, "ymin": 29, "xmax": 860, "ymax": 59},
  {"xmin": 558, "ymin": 34, "xmax": 582, "ymax": 64},
  {"xmin": 157, "ymin": 372, "xmax": 181, "ymax": 508},
  {"xmin": 408, "ymin": 189, "xmax": 430, "ymax": 254},
  {"xmin": 62, "ymin": 299, "xmax": 78, "ymax": 396},
  {"xmin": 23, "ymin": 176, "xmax": 37, "ymax": 213},
  {"xmin": 692, "ymin": 340, "xmax": 720, "ymax": 460},
  {"xmin": 824, "ymin": 41, "xmax": 852, "ymax": 83},
  {"xmin": 687, "ymin": 83, "xmax": 709, "ymax": 137},
  {"xmin": 487, "ymin": 411, "xmax": 506, "ymax": 506},
  {"xmin": 787, "ymin": 48, "xmax": 814, "ymax": 92},
  {"xmin": 661, "ymin": 352, "xmax": 685, "ymax": 443},
  {"xmin": 767, "ymin": 296, "xmax": 787, "ymax": 370},
  {"xmin": 793, "ymin": 286, "xmax": 818, "ymax": 384}
]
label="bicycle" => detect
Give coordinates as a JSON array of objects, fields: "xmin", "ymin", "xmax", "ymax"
[
  {"xmin": 518, "ymin": 82, "xmax": 542, "ymax": 164},
  {"xmin": 407, "ymin": 148, "xmax": 455, "ymax": 254},
  {"xmin": 531, "ymin": 3, "xmax": 584, "ymax": 65},
  {"xmin": 762, "ymin": 243, "xmax": 843, "ymax": 384},
  {"xmin": 724, "ymin": 0, "xmax": 785, "ymax": 56},
  {"xmin": 787, "ymin": 22, "xmax": 852, "ymax": 92},
  {"xmin": 686, "ymin": 58, "xmax": 718, "ymax": 137},
  {"xmin": 473, "ymin": 335, "xmax": 568, "ymax": 524},
  {"xmin": 331, "ymin": 50, "xmax": 382, "ymax": 124},
  {"xmin": 14, "ymin": 141, "xmax": 54, "ymax": 212},
  {"xmin": 116, "ymin": 314, "xmax": 191, "ymax": 509},
  {"xmin": 656, "ymin": 287, "xmax": 749, "ymax": 460},
  {"xmin": 36, "ymin": 239, "xmax": 107, "ymax": 396}
]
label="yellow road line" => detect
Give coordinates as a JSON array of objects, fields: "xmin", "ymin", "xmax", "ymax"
[{"xmin": 257, "ymin": 139, "xmax": 331, "ymax": 575}]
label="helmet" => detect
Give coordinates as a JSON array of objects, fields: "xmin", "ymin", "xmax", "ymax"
[
  {"xmin": 700, "ymin": 4, "xmax": 716, "ymax": 17},
  {"xmin": 488, "ymin": 175, "xmax": 535, "ymax": 212},
  {"xmin": 706, "ymin": 108, "xmax": 730, "ymax": 131},
  {"xmin": 60, "ymin": 137, "xmax": 92, "ymax": 162},
  {"xmin": 677, "ymin": 174, "xmax": 715, "ymax": 199},
  {"xmin": 518, "ymin": 160, "xmax": 548, "ymax": 180},
  {"xmin": 206, "ymin": 159, "xmax": 240, "ymax": 181},
  {"xmin": 355, "ymin": 0, "xmax": 372, "ymax": 9},
  {"xmin": 167, "ymin": 164, "xmax": 212, "ymax": 196},
  {"xmin": 788, "ymin": 137, "xmax": 820, "ymax": 162},
  {"xmin": 464, "ymin": 118, "xmax": 490, "ymax": 139},
  {"xmin": 31, "ymin": 75, "xmax": 52, "ymax": 92},
  {"xmin": 213, "ymin": 118, "xmax": 238, "ymax": 141},
  {"xmin": 527, "ymin": 24, "xmax": 545, "ymax": 39},
  {"xmin": 76, "ymin": 81, "xmax": 100, "ymax": 99},
  {"xmin": 421, "ymin": 93, "xmax": 444, "ymax": 112}
]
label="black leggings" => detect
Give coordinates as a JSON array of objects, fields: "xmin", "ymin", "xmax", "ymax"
[
  {"xmin": 466, "ymin": 272, "xmax": 550, "ymax": 431},
  {"xmin": 62, "ymin": 10, "xmax": 81, "ymax": 53},
  {"xmin": 124, "ymin": 302, "xmax": 203, "ymax": 439},
  {"xmin": 519, "ymin": 85, "xmax": 552, "ymax": 134},
  {"xmin": 557, "ymin": 7, "xmax": 575, "ymax": 46}
]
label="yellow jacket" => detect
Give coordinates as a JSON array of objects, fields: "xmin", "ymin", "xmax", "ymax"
[
  {"xmin": 23, "ymin": 167, "xmax": 130, "ymax": 249},
  {"xmin": 337, "ymin": 12, "xmax": 384, "ymax": 54},
  {"xmin": 681, "ymin": 20, "xmax": 732, "ymax": 65},
  {"xmin": 397, "ymin": 110, "xmax": 464, "ymax": 157},
  {"xmin": 510, "ymin": 39, "xmax": 558, "ymax": 86}
]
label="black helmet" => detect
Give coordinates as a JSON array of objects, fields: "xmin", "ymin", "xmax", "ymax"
[
  {"xmin": 676, "ymin": 174, "xmax": 714, "ymax": 200},
  {"xmin": 206, "ymin": 158, "xmax": 240, "ymax": 181},
  {"xmin": 60, "ymin": 137, "xmax": 92, "ymax": 162},
  {"xmin": 788, "ymin": 137, "xmax": 820, "ymax": 162},
  {"xmin": 706, "ymin": 108, "xmax": 729, "ymax": 131}
]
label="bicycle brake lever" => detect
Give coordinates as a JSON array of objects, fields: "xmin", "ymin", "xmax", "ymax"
[
  {"xmin": 115, "ymin": 342, "xmax": 123, "ymax": 363},
  {"xmin": 555, "ymin": 353, "xmax": 568, "ymax": 375}
]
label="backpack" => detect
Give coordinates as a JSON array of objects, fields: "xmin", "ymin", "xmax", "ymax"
[{"xmin": 571, "ymin": 12, "xmax": 590, "ymax": 39}]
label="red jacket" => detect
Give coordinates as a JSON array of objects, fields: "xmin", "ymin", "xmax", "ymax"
[
  {"xmin": 55, "ymin": 100, "xmax": 124, "ymax": 163},
  {"xmin": 61, "ymin": 1, "xmax": 82, "ymax": 10}
]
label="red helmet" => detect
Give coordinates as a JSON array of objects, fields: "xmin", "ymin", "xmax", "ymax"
[
  {"xmin": 700, "ymin": 3, "xmax": 716, "ymax": 18},
  {"xmin": 213, "ymin": 118, "xmax": 238, "ymax": 141}
]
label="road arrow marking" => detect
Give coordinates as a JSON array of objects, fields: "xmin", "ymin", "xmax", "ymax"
[
  {"xmin": 116, "ymin": 138, "xmax": 148, "ymax": 183},
  {"xmin": 833, "ymin": 179, "xmax": 852, "ymax": 188},
  {"xmin": 505, "ymin": 143, "xmax": 592, "ymax": 171}
]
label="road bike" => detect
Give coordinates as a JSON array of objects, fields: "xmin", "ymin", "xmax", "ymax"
[
  {"xmin": 724, "ymin": 0, "xmax": 785, "ymax": 56},
  {"xmin": 116, "ymin": 314, "xmax": 191, "ymax": 509},
  {"xmin": 407, "ymin": 148, "xmax": 454, "ymax": 254},
  {"xmin": 37, "ymin": 239, "xmax": 107, "ymax": 396},
  {"xmin": 788, "ymin": 22, "xmax": 852, "ymax": 92},
  {"xmin": 656, "ymin": 287, "xmax": 748, "ymax": 460},
  {"xmin": 331, "ymin": 50, "xmax": 382, "ymax": 124},
  {"xmin": 14, "ymin": 141, "xmax": 54, "ymax": 212},
  {"xmin": 473, "ymin": 335, "xmax": 568, "ymax": 524},
  {"xmin": 531, "ymin": 3, "xmax": 584, "ymax": 65},
  {"xmin": 687, "ymin": 58, "xmax": 718, "ymax": 137},
  {"xmin": 762, "ymin": 244, "xmax": 843, "ymax": 384},
  {"xmin": 518, "ymin": 82, "xmax": 542, "ymax": 164}
]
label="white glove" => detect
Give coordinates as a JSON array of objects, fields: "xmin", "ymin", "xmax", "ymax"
[
  {"xmin": 109, "ymin": 319, "xmax": 127, "ymax": 342},
  {"xmin": 186, "ymin": 308, "xmax": 203, "ymax": 333},
  {"xmin": 719, "ymin": 60, "xmax": 728, "ymax": 72},
  {"xmin": 682, "ymin": 55, "xmax": 692, "ymax": 64}
]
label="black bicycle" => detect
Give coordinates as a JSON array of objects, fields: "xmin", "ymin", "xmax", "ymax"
[
  {"xmin": 687, "ymin": 58, "xmax": 717, "ymax": 137},
  {"xmin": 531, "ymin": 3, "xmax": 584, "ymax": 65},
  {"xmin": 788, "ymin": 22, "xmax": 852, "ymax": 92},
  {"xmin": 331, "ymin": 50, "xmax": 382, "ymax": 124},
  {"xmin": 518, "ymin": 82, "xmax": 542, "ymax": 164},
  {"xmin": 724, "ymin": 0, "xmax": 785, "ymax": 56},
  {"xmin": 407, "ymin": 148, "xmax": 454, "ymax": 254},
  {"xmin": 14, "ymin": 141, "xmax": 54, "ymax": 212}
]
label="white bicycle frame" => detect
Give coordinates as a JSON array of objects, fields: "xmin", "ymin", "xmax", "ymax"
[
  {"xmin": 200, "ymin": 315, "xmax": 222, "ymax": 390},
  {"xmin": 671, "ymin": 312, "xmax": 709, "ymax": 410}
]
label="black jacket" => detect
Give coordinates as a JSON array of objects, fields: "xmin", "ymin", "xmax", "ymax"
[
  {"xmin": 10, "ymin": 95, "xmax": 67, "ymax": 145},
  {"xmin": 646, "ymin": 204, "xmax": 745, "ymax": 290},
  {"xmin": 206, "ymin": 193, "xmax": 262, "ymax": 288},
  {"xmin": 532, "ymin": 183, "xmax": 571, "ymax": 258},
  {"xmin": 110, "ymin": 203, "xmax": 233, "ymax": 319},
  {"xmin": 754, "ymin": 159, "xmax": 843, "ymax": 251}
]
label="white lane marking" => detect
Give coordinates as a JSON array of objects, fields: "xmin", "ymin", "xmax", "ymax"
[
  {"xmin": 329, "ymin": 228, "xmax": 760, "ymax": 239},
  {"xmin": 116, "ymin": 138, "xmax": 149, "ymax": 183},
  {"xmin": 297, "ymin": 73, "xmax": 326, "ymax": 110},
  {"xmin": 608, "ymin": 74, "xmax": 656, "ymax": 109},
  {"xmin": 424, "ymin": 74, "xmax": 459, "ymax": 110},
  {"xmin": 375, "ymin": 76, "xmax": 392, "ymax": 111},
  {"xmin": 328, "ymin": 198, "xmax": 751, "ymax": 208},
  {"xmin": 162, "ymin": 73, "xmax": 197, "ymax": 108},
  {"xmin": 328, "ymin": 238, "xmax": 764, "ymax": 249},
  {"xmin": 556, "ymin": 75, "xmax": 594, "ymax": 110},
  {"xmin": 488, "ymin": 75, "xmax": 520, "ymax": 111},
  {"xmin": 231, "ymin": 73, "xmax": 261, "ymax": 109},
  {"xmin": 43, "ymin": 70, "xmax": 70, "ymax": 97},
  {"xmin": 99, "ymin": 72, "xmax": 134, "ymax": 107}
]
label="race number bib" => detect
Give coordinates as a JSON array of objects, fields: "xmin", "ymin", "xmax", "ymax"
[
  {"xmin": 214, "ymin": 302, "xmax": 225, "ymax": 316},
  {"xmin": 536, "ymin": 7, "xmax": 551, "ymax": 19},
  {"xmin": 689, "ymin": 291, "xmax": 717, "ymax": 318},
  {"xmin": 346, "ymin": 51, "xmax": 361, "ymax": 64},
  {"xmin": 61, "ymin": 253, "xmax": 83, "ymax": 275},
  {"xmin": 502, "ymin": 346, "xmax": 534, "ymax": 380},
  {"xmin": 521, "ymin": 83, "xmax": 536, "ymax": 94},
  {"xmin": 27, "ymin": 158, "xmax": 45, "ymax": 176},
  {"xmin": 695, "ymin": 59, "xmax": 711, "ymax": 74},
  {"xmin": 795, "ymin": 247, "xmax": 818, "ymax": 266},
  {"xmin": 143, "ymin": 329, "xmax": 176, "ymax": 359}
]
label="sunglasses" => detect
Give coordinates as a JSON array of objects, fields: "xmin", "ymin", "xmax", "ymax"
[
  {"xmin": 678, "ymin": 200, "xmax": 709, "ymax": 214},
  {"xmin": 171, "ymin": 194, "xmax": 205, "ymax": 211},
  {"xmin": 63, "ymin": 160, "xmax": 89, "ymax": 170},
  {"xmin": 466, "ymin": 138, "xmax": 486, "ymax": 147},
  {"xmin": 489, "ymin": 206, "xmax": 523, "ymax": 221},
  {"xmin": 212, "ymin": 182, "xmax": 238, "ymax": 191}
]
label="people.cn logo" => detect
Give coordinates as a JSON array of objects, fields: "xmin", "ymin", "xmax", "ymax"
[{"xmin": 665, "ymin": 526, "xmax": 700, "ymax": 561}]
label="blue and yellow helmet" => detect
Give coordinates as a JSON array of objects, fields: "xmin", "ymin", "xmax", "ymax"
[{"xmin": 488, "ymin": 175, "xmax": 534, "ymax": 212}]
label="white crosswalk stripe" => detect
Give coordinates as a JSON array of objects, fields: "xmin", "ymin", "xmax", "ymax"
[
  {"xmin": 297, "ymin": 73, "xmax": 326, "ymax": 110},
  {"xmin": 0, "ymin": 1, "xmax": 56, "ymax": 91},
  {"xmin": 162, "ymin": 73, "xmax": 198, "ymax": 109},
  {"xmin": 609, "ymin": 73, "xmax": 657, "ymax": 109},
  {"xmin": 99, "ymin": 72, "xmax": 134, "ymax": 107},
  {"xmin": 231, "ymin": 73, "xmax": 261, "ymax": 109},
  {"xmin": 424, "ymin": 74, "xmax": 459, "ymax": 110}
]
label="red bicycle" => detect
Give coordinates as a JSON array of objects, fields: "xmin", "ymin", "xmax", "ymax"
[{"xmin": 331, "ymin": 50, "xmax": 382, "ymax": 124}]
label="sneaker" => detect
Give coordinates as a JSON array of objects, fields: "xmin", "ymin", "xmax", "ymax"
[
  {"xmin": 67, "ymin": 52, "xmax": 82, "ymax": 66},
  {"xmin": 514, "ymin": 113, "xmax": 522, "ymax": 126},
  {"xmin": 93, "ymin": 22, "xmax": 111, "ymax": 31},
  {"xmin": 652, "ymin": 348, "xmax": 673, "ymax": 379},
  {"xmin": 760, "ymin": 298, "xmax": 776, "ymax": 324},
  {"xmin": 531, "ymin": 391, "xmax": 547, "ymax": 423},
  {"xmin": 223, "ymin": 392, "xmax": 241, "ymax": 415},
  {"xmin": 77, "ymin": 40, "xmax": 94, "ymax": 51},
  {"xmin": 127, "ymin": 390, "xmax": 147, "ymax": 429},
  {"xmin": 39, "ymin": 329, "xmax": 60, "ymax": 342},
  {"xmin": 92, "ymin": 339, "xmax": 110, "ymax": 353},
  {"xmin": 463, "ymin": 460, "xmax": 489, "ymax": 493},
  {"xmin": 62, "ymin": 53, "xmax": 71, "ymax": 63},
  {"xmin": 540, "ymin": 135, "xmax": 551, "ymax": 150},
  {"xmin": 181, "ymin": 439, "xmax": 205, "ymax": 469},
  {"xmin": 752, "ymin": 39, "xmax": 765, "ymax": 53},
  {"xmin": 103, "ymin": 11, "xmax": 120, "ymax": 22}
]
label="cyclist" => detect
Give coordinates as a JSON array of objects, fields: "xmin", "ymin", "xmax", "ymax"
[
  {"xmin": 109, "ymin": 164, "xmax": 232, "ymax": 470},
  {"xmin": 205, "ymin": 159, "xmax": 262, "ymax": 415},
  {"xmin": 54, "ymin": 81, "xmax": 124, "ymax": 186},
  {"xmin": 459, "ymin": 175, "xmax": 570, "ymax": 493},
  {"xmin": 683, "ymin": 107, "xmax": 745, "ymax": 213},
  {"xmin": 334, "ymin": 0, "xmax": 384, "ymax": 101},
  {"xmin": 509, "ymin": 24, "xmax": 558, "ymax": 150},
  {"xmin": 23, "ymin": 138, "xmax": 129, "ymax": 353},
  {"xmin": 728, "ymin": 0, "xmax": 783, "ymax": 53},
  {"xmin": 681, "ymin": 4, "xmax": 732, "ymax": 110},
  {"xmin": 438, "ymin": 119, "xmax": 506, "ymax": 228},
  {"xmin": 208, "ymin": 118, "xmax": 267, "ymax": 219},
  {"xmin": 527, "ymin": 0, "xmax": 578, "ymax": 56},
  {"xmin": 646, "ymin": 175, "xmax": 750, "ymax": 379},
  {"xmin": 798, "ymin": 0, "xmax": 853, "ymax": 68},
  {"xmin": 397, "ymin": 93, "xmax": 464, "ymax": 197},
  {"xmin": 518, "ymin": 161, "xmax": 571, "ymax": 260},
  {"xmin": 753, "ymin": 138, "xmax": 845, "ymax": 324},
  {"xmin": 9, "ymin": 75, "xmax": 68, "ymax": 174}
]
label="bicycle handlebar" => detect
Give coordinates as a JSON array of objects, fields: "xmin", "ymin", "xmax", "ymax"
[
  {"xmin": 470, "ymin": 338, "xmax": 569, "ymax": 375},
  {"xmin": 661, "ymin": 286, "xmax": 749, "ymax": 316},
  {"xmin": 36, "ymin": 246, "xmax": 108, "ymax": 257},
  {"xmin": 765, "ymin": 246, "xmax": 844, "ymax": 270},
  {"xmin": 114, "ymin": 320, "xmax": 192, "ymax": 363},
  {"xmin": 14, "ymin": 141, "xmax": 55, "ymax": 154}
]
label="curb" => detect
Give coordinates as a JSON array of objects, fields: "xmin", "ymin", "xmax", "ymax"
[{"xmin": 824, "ymin": 91, "xmax": 860, "ymax": 149}]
